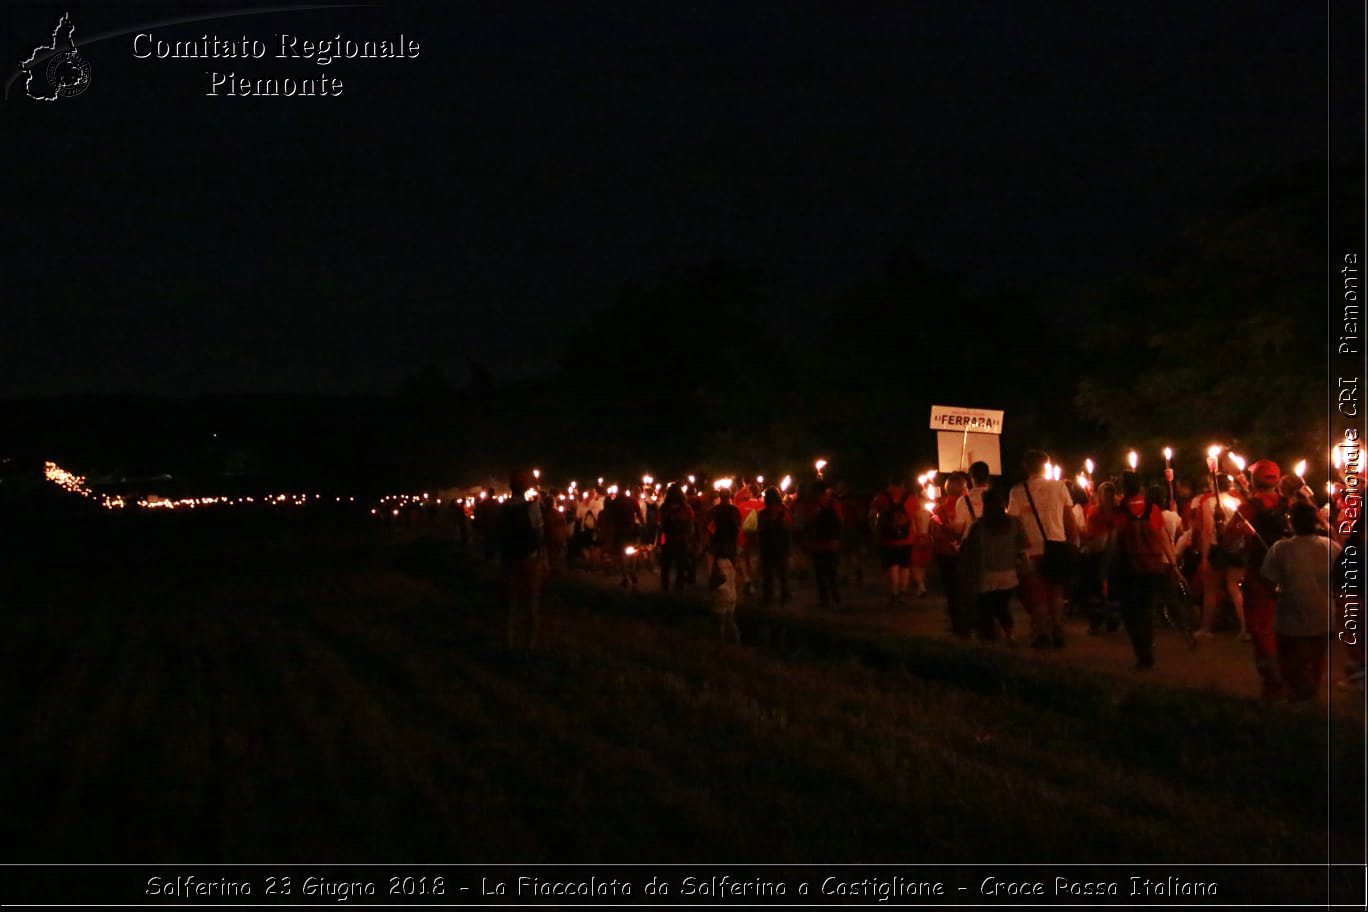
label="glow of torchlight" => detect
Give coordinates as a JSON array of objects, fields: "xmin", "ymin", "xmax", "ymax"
[
  {"xmin": 1229, "ymin": 453, "xmax": 1247, "ymax": 472},
  {"xmin": 524, "ymin": 488, "xmax": 538, "ymax": 502},
  {"xmin": 532, "ymin": 469, "xmax": 541, "ymax": 480},
  {"xmin": 1076, "ymin": 473, "xmax": 1090, "ymax": 490},
  {"xmin": 1328, "ymin": 481, "xmax": 1337, "ymax": 496},
  {"xmin": 642, "ymin": 474, "xmax": 653, "ymax": 485},
  {"xmin": 1052, "ymin": 465, "xmax": 1062, "ymax": 481},
  {"xmin": 1333, "ymin": 447, "xmax": 1343, "ymax": 470},
  {"xmin": 815, "ymin": 458, "xmax": 828, "ymax": 473},
  {"xmin": 688, "ymin": 475, "xmax": 696, "ymax": 484},
  {"xmin": 1163, "ymin": 447, "xmax": 1173, "ymax": 463},
  {"xmin": 1043, "ymin": 461, "xmax": 1053, "ymax": 479},
  {"xmin": 1294, "ymin": 459, "xmax": 1307, "ymax": 478},
  {"xmin": 780, "ymin": 474, "xmax": 792, "ymax": 492},
  {"xmin": 607, "ymin": 484, "xmax": 619, "ymax": 496},
  {"xmin": 756, "ymin": 475, "xmax": 764, "ymax": 484},
  {"xmin": 1219, "ymin": 493, "xmax": 1241, "ymax": 514},
  {"xmin": 624, "ymin": 546, "xmax": 637, "ymax": 556},
  {"xmin": 1127, "ymin": 451, "xmax": 1138, "ymax": 470},
  {"xmin": 1085, "ymin": 458, "xmax": 1095, "ymax": 475},
  {"xmin": 713, "ymin": 477, "xmax": 733, "ymax": 491},
  {"xmin": 922, "ymin": 500, "xmax": 935, "ymax": 513}
]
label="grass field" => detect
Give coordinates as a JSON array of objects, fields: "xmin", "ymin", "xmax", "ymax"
[{"xmin": 2, "ymin": 507, "xmax": 1362, "ymax": 899}]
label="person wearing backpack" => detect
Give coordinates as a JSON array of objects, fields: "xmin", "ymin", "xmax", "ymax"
[
  {"xmin": 1110, "ymin": 473, "xmax": 1178, "ymax": 669},
  {"xmin": 1238, "ymin": 459, "xmax": 1293, "ymax": 700},
  {"xmin": 808, "ymin": 482, "xmax": 843, "ymax": 609},
  {"xmin": 755, "ymin": 487, "xmax": 793, "ymax": 607},
  {"xmin": 498, "ymin": 469, "xmax": 547, "ymax": 650},
  {"xmin": 876, "ymin": 484, "xmax": 915, "ymax": 607},
  {"xmin": 952, "ymin": 461, "xmax": 992, "ymax": 538},
  {"xmin": 657, "ymin": 483, "xmax": 696, "ymax": 592},
  {"xmin": 960, "ymin": 486, "xmax": 1029, "ymax": 643}
]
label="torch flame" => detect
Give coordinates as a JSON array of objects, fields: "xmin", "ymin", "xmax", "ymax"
[
  {"xmin": 1219, "ymin": 493, "xmax": 1241, "ymax": 514},
  {"xmin": 780, "ymin": 474, "xmax": 792, "ymax": 492},
  {"xmin": 1076, "ymin": 473, "xmax": 1090, "ymax": 490},
  {"xmin": 1163, "ymin": 447, "xmax": 1173, "ymax": 462},
  {"xmin": 922, "ymin": 500, "xmax": 935, "ymax": 513},
  {"xmin": 1127, "ymin": 450, "xmax": 1138, "ymax": 470},
  {"xmin": 524, "ymin": 488, "xmax": 538, "ymax": 502},
  {"xmin": 642, "ymin": 474, "xmax": 653, "ymax": 485},
  {"xmin": 714, "ymin": 477, "xmax": 734, "ymax": 491},
  {"xmin": 1229, "ymin": 453, "xmax": 1246, "ymax": 472},
  {"xmin": 1052, "ymin": 465, "xmax": 1062, "ymax": 481},
  {"xmin": 1293, "ymin": 459, "xmax": 1306, "ymax": 478},
  {"xmin": 815, "ymin": 458, "xmax": 828, "ymax": 473},
  {"xmin": 1085, "ymin": 458, "xmax": 1095, "ymax": 475},
  {"xmin": 1333, "ymin": 447, "xmax": 1343, "ymax": 470},
  {"xmin": 1207, "ymin": 444, "xmax": 1222, "ymax": 461},
  {"xmin": 624, "ymin": 546, "xmax": 637, "ymax": 556}
]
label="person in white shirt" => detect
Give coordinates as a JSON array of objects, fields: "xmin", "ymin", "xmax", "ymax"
[
  {"xmin": 1261, "ymin": 503, "xmax": 1341, "ymax": 700},
  {"xmin": 1007, "ymin": 450, "xmax": 1079, "ymax": 649},
  {"xmin": 952, "ymin": 461, "xmax": 993, "ymax": 538}
]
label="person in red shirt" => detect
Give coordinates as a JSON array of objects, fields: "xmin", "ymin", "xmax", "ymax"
[
  {"xmin": 1239, "ymin": 459, "xmax": 1291, "ymax": 700},
  {"xmin": 1081, "ymin": 480, "xmax": 1121, "ymax": 634},
  {"xmin": 1111, "ymin": 473, "xmax": 1177, "ymax": 669},
  {"xmin": 657, "ymin": 483, "xmax": 695, "ymax": 592},
  {"xmin": 754, "ymin": 487, "xmax": 793, "ymax": 607},
  {"xmin": 876, "ymin": 485, "xmax": 915, "ymax": 606}
]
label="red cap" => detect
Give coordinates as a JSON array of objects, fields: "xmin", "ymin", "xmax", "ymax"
[{"xmin": 1249, "ymin": 459, "xmax": 1281, "ymax": 486}]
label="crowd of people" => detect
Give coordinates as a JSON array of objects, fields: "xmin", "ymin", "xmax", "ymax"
[{"xmin": 453, "ymin": 450, "xmax": 1358, "ymax": 702}]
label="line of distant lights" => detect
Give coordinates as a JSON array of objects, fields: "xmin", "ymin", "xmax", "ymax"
[{"xmin": 44, "ymin": 444, "xmax": 1339, "ymax": 519}]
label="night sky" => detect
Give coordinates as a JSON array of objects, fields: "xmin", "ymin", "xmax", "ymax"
[{"xmin": 1, "ymin": 1, "xmax": 1336, "ymax": 396}]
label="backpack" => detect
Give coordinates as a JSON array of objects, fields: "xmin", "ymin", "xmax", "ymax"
[
  {"xmin": 1117, "ymin": 504, "xmax": 1166, "ymax": 575},
  {"xmin": 757, "ymin": 506, "xmax": 789, "ymax": 549},
  {"xmin": 712, "ymin": 506, "xmax": 740, "ymax": 546},
  {"xmin": 1243, "ymin": 496, "xmax": 1291, "ymax": 570},
  {"xmin": 878, "ymin": 501, "xmax": 910, "ymax": 541},
  {"xmin": 661, "ymin": 503, "xmax": 692, "ymax": 543},
  {"xmin": 497, "ymin": 501, "xmax": 540, "ymax": 560},
  {"xmin": 813, "ymin": 503, "xmax": 841, "ymax": 541}
]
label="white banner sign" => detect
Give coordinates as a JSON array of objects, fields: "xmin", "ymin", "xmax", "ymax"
[{"xmin": 929, "ymin": 404, "xmax": 1004, "ymax": 435}]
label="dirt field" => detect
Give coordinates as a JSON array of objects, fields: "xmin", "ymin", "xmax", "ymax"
[{"xmin": 2, "ymin": 510, "xmax": 1361, "ymax": 897}]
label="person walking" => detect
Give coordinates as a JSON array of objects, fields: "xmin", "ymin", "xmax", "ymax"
[
  {"xmin": 657, "ymin": 483, "xmax": 696, "ymax": 592},
  {"xmin": 755, "ymin": 487, "xmax": 793, "ymax": 607},
  {"xmin": 498, "ymin": 470, "xmax": 547, "ymax": 651},
  {"xmin": 1007, "ymin": 450, "xmax": 1079, "ymax": 649},
  {"xmin": 808, "ymin": 482, "xmax": 843, "ymax": 609},
  {"xmin": 1111, "ymin": 473, "xmax": 1178, "ymax": 670},
  {"xmin": 1262, "ymin": 502, "xmax": 1340, "ymax": 701},
  {"xmin": 960, "ymin": 487, "xmax": 1028, "ymax": 644}
]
